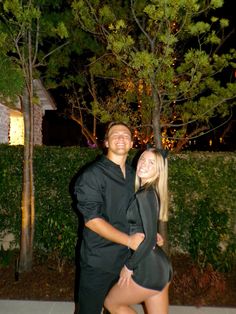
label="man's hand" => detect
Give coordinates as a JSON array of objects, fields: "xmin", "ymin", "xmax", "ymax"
[
  {"xmin": 128, "ymin": 233, "xmax": 144, "ymax": 250},
  {"xmin": 86, "ymin": 218, "xmax": 144, "ymax": 249}
]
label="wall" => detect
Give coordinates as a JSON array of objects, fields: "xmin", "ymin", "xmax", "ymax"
[
  {"xmin": 0, "ymin": 103, "xmax": 9, "ymax": 143},
  {"xmin": 33, "ymin": 104, "xmax": 43, "ymax": 145}
]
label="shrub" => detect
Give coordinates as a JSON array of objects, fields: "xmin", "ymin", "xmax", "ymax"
[{"xmin": 0, "ymin": 145, "xmax": 235, "ymax": 271}]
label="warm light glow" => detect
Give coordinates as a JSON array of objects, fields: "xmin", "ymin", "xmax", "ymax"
[{"xmin": 9, "ymin": 111, "xmax": 24, "ymax": 145}]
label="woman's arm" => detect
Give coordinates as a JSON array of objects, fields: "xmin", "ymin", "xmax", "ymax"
[{"xmin": 125, "ymin": 189, "xmax": 158, "ymax": 270}]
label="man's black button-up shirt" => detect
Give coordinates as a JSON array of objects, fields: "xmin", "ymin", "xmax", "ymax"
[{"xmin": 74, "ymin": 155, "xmax": 135, "ymax": 274}]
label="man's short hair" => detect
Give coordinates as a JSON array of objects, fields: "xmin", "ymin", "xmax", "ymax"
[{"xmin": 104, "ymin": 121, "xmax": 132, "ymax": 140}]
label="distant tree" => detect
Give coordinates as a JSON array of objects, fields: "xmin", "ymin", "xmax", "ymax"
[
  {"xmin": 0, "ymin": 54, "xmax": 24, "ymax": 104},
  {"xmin": 38, "ymin": 12, "xmax": 104, "ymax": 146},
  {"xmin": 71, "ymin": 0, "xmax": 236, "ymax": 152},
  {"xmin": 65, "ymin": 77, "xmax": 99, "ymax": 147},
  {"xmin": 0, "ymin": 0, "xmax": 69, "ymax": 272}
]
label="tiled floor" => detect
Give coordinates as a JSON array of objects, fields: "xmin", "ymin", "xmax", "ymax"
[{"xmin": 0, "ymin": 301, "xmax": 235, "ymax": 314}]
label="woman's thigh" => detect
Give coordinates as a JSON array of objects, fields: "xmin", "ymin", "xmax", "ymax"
[
  {"xmin": 144, "ymin": 283, "xmax": 170, "ymax": 314},
  {"xmin": 105, "ymin": 278, "xmax": 159, "ymax": 308}
]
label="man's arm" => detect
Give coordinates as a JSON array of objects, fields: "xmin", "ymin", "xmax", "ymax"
[{"xmin": 85, "ymin": 218, "xmax": 144, "ymax": 251}]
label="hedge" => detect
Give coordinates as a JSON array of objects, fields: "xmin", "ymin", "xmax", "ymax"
[{"xmin": 0, "ymin": 145, "xmax": 235, "ymax": 271}]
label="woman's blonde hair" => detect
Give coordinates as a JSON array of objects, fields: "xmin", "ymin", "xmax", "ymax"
[{"xmin": 135, "ymin": 148, "xmax": 168, "ymax": 221}]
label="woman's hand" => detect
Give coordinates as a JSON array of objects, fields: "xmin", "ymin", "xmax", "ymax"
[
  {"xmin": 118, "ymin": 265, "xmax": 133, "ymax": 287},
  {"xmin": 157, "ymin": 233, "xmax": 164, "ymax": 247}
]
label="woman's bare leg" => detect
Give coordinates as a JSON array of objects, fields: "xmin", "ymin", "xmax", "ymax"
[
  {"xmin": 144, "ymin": 283, "xmax": 170, "ymax": 314},
  {"xmin": 104, "ymin": 278, "xmax": 161, "ymax": 314}
]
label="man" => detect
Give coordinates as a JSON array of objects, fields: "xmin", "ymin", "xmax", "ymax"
[{"xmin": 74, "ymin": 122, "xmax": 144, "ymax": 314}]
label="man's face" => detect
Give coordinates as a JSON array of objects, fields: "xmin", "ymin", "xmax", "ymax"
[{"xmin": 105, "ymin": 124, "xmax": 133, "ymax": 156}]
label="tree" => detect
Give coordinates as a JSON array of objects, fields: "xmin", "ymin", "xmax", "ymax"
[
  {"xmin": 44, "ymin": 23, "xmax": 113, "ymax": 147},
  {"xmin": 0, "ymin": 53, "xmax": 24, "ymax": 104},
  {"xmin": 64, "ymin": 75, "xmax": 100, "ymax": 147},
  {"xmin": 0, "ymin": 0, "xmax": 69, "ymax": 272},
  {"xmin": 71, "ymin": 0, "xmax": 236, "ymax": 152},
  {"xmin": 70, "ymin": 0, "xmax": 236, "ymax": 251}
]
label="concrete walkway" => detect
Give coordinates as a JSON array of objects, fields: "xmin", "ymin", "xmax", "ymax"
[{"xmin": 0, "ymin": 300, "xmax": 235, "ymax": 314}]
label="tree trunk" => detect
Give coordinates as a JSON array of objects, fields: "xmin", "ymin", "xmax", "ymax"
[
  {"xmin": 151, "ymin": 83, "xmax": 169, "ymax": 253},
  {"xmin": 18, "ymin": 15, "xmax": 35, "ymax": 272},
  {"xmin": 152, "ymin": 104, "xmax": 162, "ymax": 149},
  {"xmin": 151, "ymin": 82, "xmax": 162, "ymax": 149},
  {"xmin": 19, "ymin": 87, "xmax": 34, "ymax": 272},
  {"xmin": 70, "ymin": 115, "xmax": 98, "ymax": 146}
]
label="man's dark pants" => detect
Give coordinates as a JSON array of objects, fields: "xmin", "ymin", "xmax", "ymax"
[{"xmin": 76, "ymin": 264, "xmax": 119, "ymax": 314}]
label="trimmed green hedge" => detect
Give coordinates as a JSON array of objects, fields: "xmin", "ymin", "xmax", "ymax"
[
  {"xmin": 0, "ymin": 145, "xmax": 235, "ymax": 271},
  {"xmin": 168, "ymin": 152, "xmax": 236, "ymax": 271},
  {"xmin": 0, "ymin": 145, "xmax": 100, "ymax": 263}
]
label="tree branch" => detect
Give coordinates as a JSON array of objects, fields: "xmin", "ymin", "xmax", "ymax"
[{"xmin": 34, "ymin": 41, "xmax": 70, "ymax": 67}]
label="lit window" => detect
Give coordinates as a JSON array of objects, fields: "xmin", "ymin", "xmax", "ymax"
[{"xmin": 9, "ymin": 111, "xmax": 24, "ymax": 145}]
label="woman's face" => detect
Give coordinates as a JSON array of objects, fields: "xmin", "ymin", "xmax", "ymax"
[{"xmin": 136, "ymin": 151, "xmax": 158, "ymax": 185}]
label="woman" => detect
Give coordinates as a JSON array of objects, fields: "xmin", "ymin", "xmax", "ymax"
[{"xmin": 104, "ymin": 149, "xmax": 172, "ymax": 314}]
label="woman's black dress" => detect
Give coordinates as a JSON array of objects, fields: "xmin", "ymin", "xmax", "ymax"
[{"xmin": 125, "ymin": 187, "xmax": 172, "ymax": 291}]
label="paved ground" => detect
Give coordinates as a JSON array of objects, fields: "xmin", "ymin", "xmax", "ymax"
[{"xmin": 0, "ymin": 300, "xmax": 235, "ymax": 314}]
